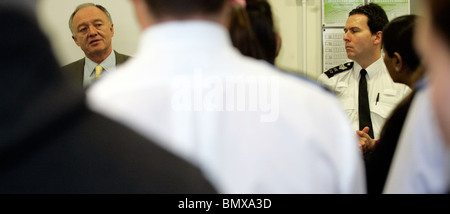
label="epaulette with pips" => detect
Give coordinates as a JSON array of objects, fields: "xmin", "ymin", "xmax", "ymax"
[{"xmin": 324, "ymin": 62, "xmax": 354, "ymax": 78}]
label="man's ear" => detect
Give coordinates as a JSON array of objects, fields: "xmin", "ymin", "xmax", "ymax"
[
  {"xmin": 373, "ymin": 31, "xmax": 383, "ymax": 45},
  {"xmin": 130, "ymin": 0, "xmax": 155, "ymax": 29},
  {"xmin": 72, "ymin": 35, "xmax": 80, "ymax": 47},
  {"xmin": 227, "ymin": 0, "xmax": 247, "ymax": 7},
  {"xmin": 110, "ymin": 23, "xmax": 115, "ymax": 37},
  {"xmin": 275, "ymin": 32, "xmax": 282, "ymax": 57}
]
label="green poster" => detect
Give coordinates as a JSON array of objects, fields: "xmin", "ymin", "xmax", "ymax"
[
  {"xmin": 323, "ymin": 0, "xmax": 365, "ymax": 27},
  {"xmin": 370, "ymin": 0, "xmax": 410, "ymax": 21}
]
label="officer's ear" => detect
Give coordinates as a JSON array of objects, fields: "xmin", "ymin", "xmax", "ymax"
[{"xmin": 373, "ymin": 31, "xmax": 383, "ymax": 46}]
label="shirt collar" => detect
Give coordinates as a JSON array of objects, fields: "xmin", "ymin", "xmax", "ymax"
[
  {"xmin": 354, "ymin": 57, "xmax": 384, "ymax": 80},
  {"xmin": 137, "ymin": 20, "xmax": 232, "ymax": 55},
  {"xmin": 85, "ymin": 51, "xmax": 116, "ymax": 77}
]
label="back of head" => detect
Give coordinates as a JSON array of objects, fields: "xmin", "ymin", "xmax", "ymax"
[
  {"xmin": 382, "ymin": 15, "xmax": 420, "ymax": 72},
  {"xmin": 0, "ymin": 0, "xmax": 36, "ymax": 15},
  {"xmin": 144, "ymin": 0, "xmax": 225, "ymax": 18},
  {"xmin": 246, "ymin": 0, "xmax": 277, "ymax": 64},
  {"xmin": 0, "ymin": 7, "xmax": 59, "ymax": 88},
  {"xmin": 0, "ymin": 7, "xmax": 62, "ymax": 122},
  {"xmin": 229, "ymin": 6, "xmax": 265, "ymax": 60},
  {"xmin": 349, "ymin": 3, "xmax": 389, "ymax": 34},
  {"xmin": 429, "ymin": 0, "xmax": 450, "ymax": 49}
]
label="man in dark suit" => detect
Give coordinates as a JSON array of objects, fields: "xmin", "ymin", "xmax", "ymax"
[
  {"xmin": 0, "ymin": 6, "xmax": 216, "ymax": 194},
  {"xmin": 62, "ymin": 3, "xmax": 130, "ymax": 88}
]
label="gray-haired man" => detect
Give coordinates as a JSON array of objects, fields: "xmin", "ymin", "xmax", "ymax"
[{"xmin": 62, "ymin": 3, "xmax": 129, "ymax": 88}]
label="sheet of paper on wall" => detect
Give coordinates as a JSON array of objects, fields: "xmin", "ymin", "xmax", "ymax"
[
  {"xmin": 322, "ymin": 0, "xmax": 365, "ymax": 27},
  {"xmin": 322, "ymin": 28, "xmax": 349, "ymax": 72},
  {"xmin": 369, "ymin": 0, "xmax": 410, "ymax": 21}
]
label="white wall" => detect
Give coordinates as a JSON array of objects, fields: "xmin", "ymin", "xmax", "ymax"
[{"xmin": 268, "ymin": 0, "xmax": 323, "ymax": 79}]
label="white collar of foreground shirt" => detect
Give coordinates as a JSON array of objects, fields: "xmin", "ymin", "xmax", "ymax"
[{"xmin": 137, "ymin": 20, "xmax": 232, "ymax": 53}]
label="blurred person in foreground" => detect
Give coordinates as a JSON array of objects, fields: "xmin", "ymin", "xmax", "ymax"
[
  {"xmin": 383, "ymin": 0, "xmax": 450, "ymax": 194},
  {"xmin": 87, "ymin": 0, "xmax": 365, "ymax": 193},
  {"xmin": 0, "ymin": 6, "xmax": 216, "ymax": 194}
]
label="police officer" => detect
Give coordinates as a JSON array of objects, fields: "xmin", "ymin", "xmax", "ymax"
[{"xmin": 318, "ymin": 3, "xmax": 410, "ymax": 140}]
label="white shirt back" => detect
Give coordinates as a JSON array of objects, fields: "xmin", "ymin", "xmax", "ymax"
[
  {"xmin": 384, "ymin": 87, "xmax": 450, "ymax": 193},
  {"xmin": 87, "ymin": 21, "xmax": 365, "ymax": 193}
]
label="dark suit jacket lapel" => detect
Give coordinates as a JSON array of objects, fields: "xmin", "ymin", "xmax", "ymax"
[{"xmin": 61, "ymin": 58, "xmax": 85, "ymax": 86}]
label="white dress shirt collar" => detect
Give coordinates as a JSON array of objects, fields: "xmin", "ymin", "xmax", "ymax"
[
  {"xmin": 137, "ymin": 20, "xmax": 232, "ymax": 55},
  {"xmin": 353, "ymin": 57, "xmax": 385, "ymax": 80}
]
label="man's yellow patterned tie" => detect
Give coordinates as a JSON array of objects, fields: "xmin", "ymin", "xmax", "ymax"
[{"xmin": 95, "ymin": 65, "xmax": 103, "ymax": 80}]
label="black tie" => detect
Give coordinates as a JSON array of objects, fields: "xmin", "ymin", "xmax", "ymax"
[{"xmin": 359, "ymin": 69, "xmax": 374, "ymax": 139}]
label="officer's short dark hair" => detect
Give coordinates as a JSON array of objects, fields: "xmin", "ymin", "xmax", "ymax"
[
  {"xmin": 349, "ymin": 3, "xmax": 389, "ymax": 35},
  {"xmin": 143, "ymin": 0, "xmax": 225, "ymax": 19}
]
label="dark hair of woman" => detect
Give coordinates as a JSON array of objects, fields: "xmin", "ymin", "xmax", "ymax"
[
  {"xmin": 382, "ymin": 15, "xmax": 421, "ymax": 72},
  {"xmin": 229, "ymin": 6, "xmax": 265, "ymax": 60},
  {"xmin": 246, "ymin": 0, "xmax": 278, "ymax": 64}
]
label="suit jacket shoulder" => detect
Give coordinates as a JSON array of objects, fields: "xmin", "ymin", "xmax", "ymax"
[
  {"xmin": 62, "ymin": 51, "xmax": 130, "ymax": 72},
  {"xmin": 61, "ymin": 58, "xmax": 85, "ymax": 86},
  {"xmin": 61, "ymin": 51, "xmax": 130, "ymax": 87},
  {"xmin": 114, "ymin": 51, "xmax": 130, "ymax": 65},
  {"xmin": 324, "ymin": 62, "xmax": 354, "ymax": 78}
]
